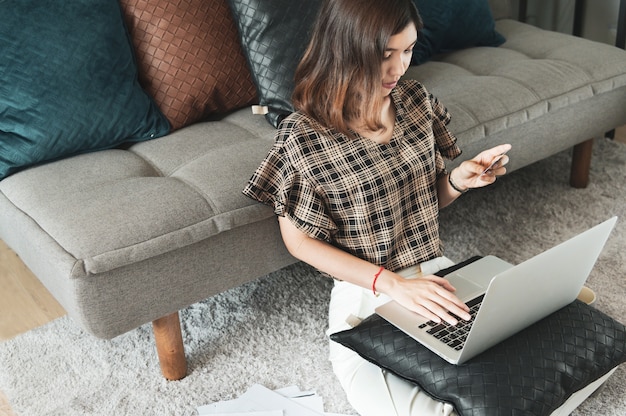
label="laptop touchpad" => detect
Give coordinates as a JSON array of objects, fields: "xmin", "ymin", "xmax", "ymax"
[{"xmin": 446, "ymin": 275, "xmax": 484, "ymax": 302}]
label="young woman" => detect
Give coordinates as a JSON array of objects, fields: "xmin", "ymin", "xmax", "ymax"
[{"xmin": 243, "ymin": 0, "xmax": 510, "ymax": 414}]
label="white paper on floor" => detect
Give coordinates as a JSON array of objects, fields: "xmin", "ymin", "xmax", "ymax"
[{"xmin": 197, "ymin": 384, "xmax": 351, "ymax": 416}]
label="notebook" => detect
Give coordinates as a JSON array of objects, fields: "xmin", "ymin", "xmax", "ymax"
[{"xmin": 375, "ymin": 216, "xmax": 617, "ymax": 364}]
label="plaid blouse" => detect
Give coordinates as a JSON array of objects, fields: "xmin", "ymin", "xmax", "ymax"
[{"xmin": 243, "ymin": 80, "xmax": 461, "ymax": 272}]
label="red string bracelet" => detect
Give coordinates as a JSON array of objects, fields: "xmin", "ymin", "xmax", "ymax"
[{"xmin": 372, "ymin": 266, "xmax": 385, "ymax": 297}]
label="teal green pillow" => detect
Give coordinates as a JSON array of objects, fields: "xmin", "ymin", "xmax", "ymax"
[
  {"xmin": 0, "ymin": 0, "xmax": 170, "ymax": 180},
  {"xmin": 411, "ymin": 0, "xmax": 506, "ymax": 65}
]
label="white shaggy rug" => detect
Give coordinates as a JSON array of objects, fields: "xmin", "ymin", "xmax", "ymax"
[{"xmin": 1, "ymin": 137, "xmax": 625, "ymax": 415}]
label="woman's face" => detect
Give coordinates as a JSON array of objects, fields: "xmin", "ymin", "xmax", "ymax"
[{"xmin": 381, "ymin": 23, "xmax": 418, "ymax": 96}]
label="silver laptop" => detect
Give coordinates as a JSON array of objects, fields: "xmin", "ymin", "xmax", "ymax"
[{"xmin": 375, "ymin": 216, "xmax": 617, "ymax": 364}]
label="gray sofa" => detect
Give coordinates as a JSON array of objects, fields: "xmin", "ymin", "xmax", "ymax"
[{"xmin": 1, "ymin": 0, "xmax": 625, "ymax": 381}]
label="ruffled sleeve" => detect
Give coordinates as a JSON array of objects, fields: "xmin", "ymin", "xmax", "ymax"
[{"xmin": 242, "ymin": 115, "xmax": 338, "ymax": 241}]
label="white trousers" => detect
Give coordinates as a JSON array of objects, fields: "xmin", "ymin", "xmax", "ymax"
[{"xmin": 327, "ymin": 257, "xmax": 459, "ymax": 416}]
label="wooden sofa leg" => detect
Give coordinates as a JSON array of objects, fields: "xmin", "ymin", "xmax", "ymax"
[
  {"xmin": 570, "ymin": 138, "xmax": 594, "ymax": 188},
  {"xmin": 152, "ymin": 311, "xmax": 187, "ymax": 380}
]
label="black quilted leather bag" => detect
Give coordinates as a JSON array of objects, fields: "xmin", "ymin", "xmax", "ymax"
[
  {"xmin": 227, "ymin": 0, "xmax": 322, "ymax": 128},
  {"xmin": 331, "ymin": 300, "xmax": 626, "ymax": 416}
]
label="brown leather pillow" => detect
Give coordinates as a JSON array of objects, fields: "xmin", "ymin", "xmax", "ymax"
[{"xmin": 119, "ymin": 0, "xmax": 257, "ymax": 131}]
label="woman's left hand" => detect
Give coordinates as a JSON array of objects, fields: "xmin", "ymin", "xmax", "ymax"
[{"xmin": 451, "ymin": 143, "xmax": 512, "ymax": 191}]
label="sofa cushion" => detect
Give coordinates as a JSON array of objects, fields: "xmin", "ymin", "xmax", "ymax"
[
  {"xmin": 331, "ymin": 300, "xmax": 626, "ymax": 416},
  {"xmin": 404, "ymin": 19, "xmax": 626, "ymax": 145},
  {"xmin": 227, "ymin": 0, "xmax": 322, "ymax": 128},
  {"xmin": 411, "ymin": 0, "xmax": 506, "ymax": 65},
  {"xmin": 119, "ymin": 0, "xmax": 257, "ymax": 131},
  {"xmin": 0, "ymin": 0, "xmax": 170, "ymax": 180},
  {"xmin": 0, "ymin": 110, "xmax": 277, "ymax": 276}
]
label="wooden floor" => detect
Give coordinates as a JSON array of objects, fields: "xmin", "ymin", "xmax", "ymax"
[
  {"xmin": 0, "ymin": 126, "xmax": 625, "ymax": 415},
  {"xmin": 0, "ymin": 240, "xmax": 66, "ymax": 341}
]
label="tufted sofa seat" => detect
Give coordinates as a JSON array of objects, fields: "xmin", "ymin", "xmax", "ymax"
[
  {"xmin": 0, "ymin": 110, "xmax": 293, "ymax": 335},
  {"xmin": 0, "ymin": 0, "xmax": 625, "ymax": 381}
]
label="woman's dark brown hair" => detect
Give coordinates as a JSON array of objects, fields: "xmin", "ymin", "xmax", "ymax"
[{"xmin": 292, "ymin": 0, "xmax": 422, "ymax": 138}]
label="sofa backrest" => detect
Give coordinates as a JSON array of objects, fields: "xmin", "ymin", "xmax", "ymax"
[{"xmin": 489, "ymin": 0, "xmax": 513, "ymax": 20}]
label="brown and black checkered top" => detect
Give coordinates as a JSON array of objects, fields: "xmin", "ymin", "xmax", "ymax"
[{"xmin": 243, "ymin": 80, "xmax": 462, "ymax": 273}]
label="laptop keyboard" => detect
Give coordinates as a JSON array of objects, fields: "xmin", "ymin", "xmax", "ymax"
[{"xmin": 418, "ymin": 295, "xmax": 484, "ymax": 351}]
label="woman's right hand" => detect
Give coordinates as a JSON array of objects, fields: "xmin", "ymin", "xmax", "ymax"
[
  {"xmin": 377, "ymin": 271, "xmax": 471, "ymax": 325},
  {"xmin": 277, "ymin": 216, "xmax": 470, "ymax": 325}
]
